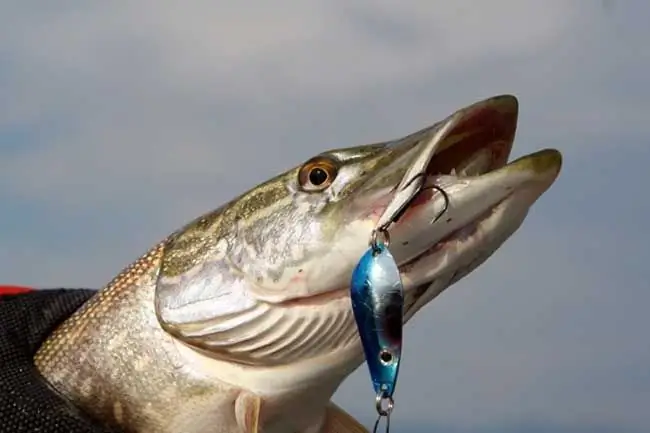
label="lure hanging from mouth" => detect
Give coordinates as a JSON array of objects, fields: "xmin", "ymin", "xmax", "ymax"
[
  {"xmin": 350, "ymin": 121, "xmax": 454, "ymax": 431},
  {"xmin": 350, "ymin": 239, "xmax": 404, "ymax": 406}
]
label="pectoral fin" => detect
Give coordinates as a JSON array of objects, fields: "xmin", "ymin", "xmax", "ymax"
[
  {"xmin": 321, "ymin": 403, "xmax": 368, "ymax": 433},
  {"xmin": 235, "ymin": 392, "xmax": 262, "ymax": 433}
]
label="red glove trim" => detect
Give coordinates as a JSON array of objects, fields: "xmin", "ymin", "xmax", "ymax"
[{"xmin": 0, "ymin": 285, "xmax": 35, "ymax": 295}]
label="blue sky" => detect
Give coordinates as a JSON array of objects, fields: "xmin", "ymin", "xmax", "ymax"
[{"xmin": 1, "ymin": 2, "xmax": 648, "ymax": 432}]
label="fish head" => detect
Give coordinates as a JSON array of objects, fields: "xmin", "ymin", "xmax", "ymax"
[{"xmin": 154, "ymin": 94, "xmax": 561, "ymax": 388}]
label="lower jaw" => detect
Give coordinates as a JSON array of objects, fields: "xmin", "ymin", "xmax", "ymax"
[
  {"xmin": 399, "ymin": 185, "xmax": 533, "ymax": 317},
  {"xmin": 400, "ymin": 194, "xmax": 509, "ymax": 271},
  {"xmin": 398, "ymin": 208, "xmax": 499, "ymax": 314}
]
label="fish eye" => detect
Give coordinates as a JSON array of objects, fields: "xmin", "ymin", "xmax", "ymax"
[{"xmin": 298, "ymin": 157, "xmax": 339, "ymax": 192}]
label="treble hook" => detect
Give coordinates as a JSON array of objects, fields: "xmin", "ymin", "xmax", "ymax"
[
  {"xmin": 390, "ymin": 173, "xmax": 451, "ymax": 226},
  {"xmin": 423, "ymin": 183, "xmax": 450, "ymax": 224},
  {"xmin": 373, "ymin": 414, "xmax": 391, "ymax": 433},
  {"xmin": 373, "ymin": 115, "xmax": 460, "ymax": 234},
  {"xmin": 375, "ymin": 171, "xmax": 451, "ymax": 235}
]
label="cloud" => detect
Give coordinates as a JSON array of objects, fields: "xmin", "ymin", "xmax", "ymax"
[
  {"xmin": 1, "ymin": 2, "xmax": 648, "ymax": 432},
  {"xmin": 0, "ymin": 1, "xmax": 606, "ymax": 207}
]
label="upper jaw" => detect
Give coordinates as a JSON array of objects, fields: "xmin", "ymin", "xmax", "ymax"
[{"xmin": 385, "ymin": 94, "xmax": 519, "ymax": 176}]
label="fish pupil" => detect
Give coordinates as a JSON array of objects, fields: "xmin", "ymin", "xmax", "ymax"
[{"xmin": 309, "ymin": 168, "xmax": 328, "ymax": 185}]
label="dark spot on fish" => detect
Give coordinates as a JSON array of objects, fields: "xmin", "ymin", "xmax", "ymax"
[
  {"xmin": 402, "ymin": 241, "xmax": 409, "ymax": 246},
  {"xmin": 446, "ymin": 217, "xmax": 452, "ymax": 223}
]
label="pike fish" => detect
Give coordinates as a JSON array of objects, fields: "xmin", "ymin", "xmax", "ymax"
[{"xmin": 34, "ymin": 95, "xmax": 562, "ymax": 433}]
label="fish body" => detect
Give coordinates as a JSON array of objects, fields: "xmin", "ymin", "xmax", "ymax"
[{"xmin": 33, "ymin": 95, "xmax": 562, "ymax": 433}]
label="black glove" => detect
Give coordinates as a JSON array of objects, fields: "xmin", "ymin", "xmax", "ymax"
[{"xmin": 0, "ymin": 288, "xmax": 121, "ymax": 433}]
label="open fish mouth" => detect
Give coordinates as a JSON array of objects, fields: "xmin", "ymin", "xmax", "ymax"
[
  {"xmin": 381, "ymin": 95, "xmax": 562, "ymax": 318},
  {"xmin": 397, "ymin": 95, "xmax": 519, "ymax": 277},
  {"xmin": 273, "ymin": 94, "xmax": 560, "ymax": 315}
]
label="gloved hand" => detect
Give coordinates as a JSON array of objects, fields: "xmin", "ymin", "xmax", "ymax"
[{"xmin": 0, "ymin": 287, "xmax": 121, "ymax": 433}]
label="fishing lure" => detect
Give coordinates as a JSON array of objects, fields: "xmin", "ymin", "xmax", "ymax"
[
  {"xmin": 350, "ymin": 229, "xmax": 404, "ymax": 433},
  {"xmin": 350, "ymin": 121, "xmax": 455, "ymax": 432}
]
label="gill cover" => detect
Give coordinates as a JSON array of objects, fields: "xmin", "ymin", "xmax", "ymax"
[{"xmin": 154, "ymin": 219, "xmax": 359, "ymax": 366}]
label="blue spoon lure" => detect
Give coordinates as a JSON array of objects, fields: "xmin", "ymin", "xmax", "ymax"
[
  {"xmin": 350, "ymin": 235, "xmax": 404, "ymax": 414},
  {"xmin": 350, "ymin": 128, "xmax": 452, "ymax": 430}
]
